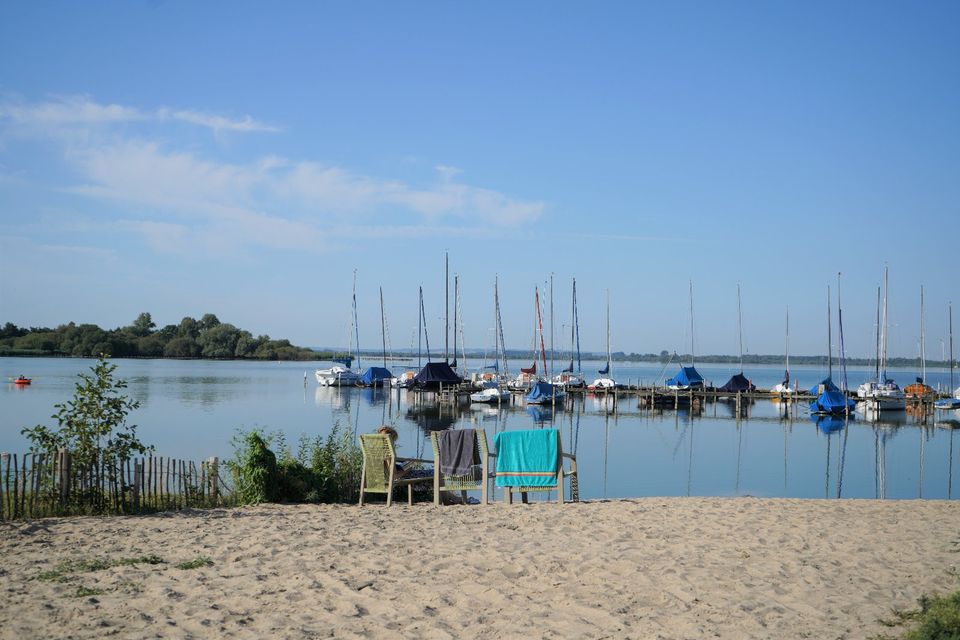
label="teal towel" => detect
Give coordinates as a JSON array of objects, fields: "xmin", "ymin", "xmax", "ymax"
[{"xmin": 494, "ymin": 429, "xmax": 558, "ymax": 487}]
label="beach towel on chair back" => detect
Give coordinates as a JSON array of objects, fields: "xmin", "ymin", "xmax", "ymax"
[{"xmin": 494, "ymin": 429, "xmax": 559, "ymax": 488}]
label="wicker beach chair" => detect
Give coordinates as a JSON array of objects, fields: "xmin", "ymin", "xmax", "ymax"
[
  {"xmin": 358, "ymin": 433, "xmax": 433, "ymax": 506},
  {"xmin": 429, "ymin": 428, "xmax": 495, "ymax": 505},
  {"xmin": 494, "ymin": 429, "xmax": 579, "ymax": 504}
]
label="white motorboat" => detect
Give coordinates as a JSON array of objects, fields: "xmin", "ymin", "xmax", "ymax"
[
  {"xmin": 315, "ymin": 365, "xmax": 359, "ymax": 387},
  {"xmin": 856, "ymin": 380, "xmax": 906, "ymax": 411},
  {"xmin": 470, "ymin": 386, "xmax": 510, "ymax": 404},
  {"xmin": 588, "ymin": 377, "xmax": 618, "ymax": 391}
]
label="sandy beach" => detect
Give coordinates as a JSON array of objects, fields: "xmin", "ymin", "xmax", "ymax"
[{"xmin": 1, "ymin": 498, "xmax": 958, "ymax": 639}]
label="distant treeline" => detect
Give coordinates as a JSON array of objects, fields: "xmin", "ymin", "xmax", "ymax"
[{"xmin": 0, "ymin": 313, "xmax": 322, "ymax": 361}]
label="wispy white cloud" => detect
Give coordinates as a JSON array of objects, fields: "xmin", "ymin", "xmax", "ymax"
[
  {"xmin": 0, "ymin": 95, "xmax": 278, "ymax": 134},
  {"xmin": 2, "ymin": 96, "xmax": 544, "ymax": 255}
]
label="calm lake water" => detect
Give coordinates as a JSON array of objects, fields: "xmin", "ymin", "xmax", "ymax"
[{"xmin": 3, "ymin": 356, "xmax": 958, "ymax": 501}]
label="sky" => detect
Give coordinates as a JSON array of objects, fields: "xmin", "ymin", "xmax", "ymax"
[{"xmin": 0, "ymin": 1, "xmax": 958, "ymax": 360}]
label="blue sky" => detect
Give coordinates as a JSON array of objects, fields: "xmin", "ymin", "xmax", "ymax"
[{"xmin": 1, "ymin": 1, "xmax": 958, "ymax": 359}]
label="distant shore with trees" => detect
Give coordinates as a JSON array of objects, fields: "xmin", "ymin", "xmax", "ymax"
[{"xmin": 0, "ymin": 313, "xmax": 322, "ymax": 361}]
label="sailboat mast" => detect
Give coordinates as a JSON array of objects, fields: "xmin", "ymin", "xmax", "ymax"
[
  {"xmin": 881, "ymin": 266, "xmax": 889, "ymax": 381},
  {"xmin": 785, "ymin": 306, "xmax": 790, "ymax": 380},
  {"xmin": 950, "ymin": 303, "xmax": 954, "ymax": 392},
  {"xmin": 689, "ymin": 280, "xmax": 695, "ymax": 368},
  {"xmin": 574, "ymin": 278, "xmax": 581, "ymax": 374},
  {"xmin": 495, "ymin": 276, "xmax": 509, "ymax": 377},
  {"xmin": 417, "ymin": 286, "xmax": 422, "ymax": 367},
  {"xmin": 920, "ymin": 284, "xmax": 926, "ymax": 384},
  {"xmin": 606, "ymin": 289, "xmax": 611, "ymax": 377},
  {"xmin": 550, "ymin": 273, "xmax": 555, "ymax": 376},
  {"xmin": 838, "ymin": 273, "xmax": 848, "ymax": 393},
  {"xmin": 737, "ymin": 283, "xmax": 743, "ymax": 372},
  {"xmin": 444, "ymin": 252, "xmax": 449, "ymax": 364},
  {"xmin": 872, "ymin": 286, "xmax": 880, "ymax": 381},
  {"xmin": 453, "ymin": 274, "xmax": 458, "ymax": 368},
  {"xmin": 352, "ymin": 270, "xmax": 360, "ymax": 372},
  {"xmin": 379, "ymin": 287, "xmax": 387, "ymax": 369},
  {"xmin": 827, "ymin": 285, "xmax": 833, "ymax": 380},
  {"xmin": 535, "ymin": 287, "xmax": 548, "ymax": 378}
]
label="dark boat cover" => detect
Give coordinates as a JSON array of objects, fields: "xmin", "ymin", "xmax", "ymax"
[
  {"xmin": 808, "ymin": 377, "xmax": 840, "ymax": 396},
  {"xmin": 719, "ymin": 372, "xmax": 755, "ymax": 393},
  {"xmin": 525, "ymin": 381, "xmax": 561, "ymax": 404},
  {"xmin": 414, "ymin": 362, "xmax": 462, "ymax": 387},
  {"xmin": 666, "ymin": 366, "xmax": 704, "ymax": 388},
  {"xmin": 359, "ymin": 366, "xmax": 393, "ymax": 385},
  {"xmin": 599, "ymin": 362, "xmax": 610, "ymax": 375},
  {"xmin": 809, "ymin": 389, "xmax": 855, "ymax": 415}
]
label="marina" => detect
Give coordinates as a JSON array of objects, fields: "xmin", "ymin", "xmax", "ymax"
[{"xmin": 3, "ymin": 356, "xmax": 957, "ymax": 501}]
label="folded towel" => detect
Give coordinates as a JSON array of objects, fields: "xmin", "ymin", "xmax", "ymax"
[
  {"xmin": 438, "ymin": 429, "xmax": 479, "ymax": 476},
  {"xmin": 494, "ymin": 429, "xmax": 558, "ymax": 487}
]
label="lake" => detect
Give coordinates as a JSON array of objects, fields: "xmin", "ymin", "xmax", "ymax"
[{"xmin": 3, "ymin": 356, "xmax": 958, "ymax": 500}]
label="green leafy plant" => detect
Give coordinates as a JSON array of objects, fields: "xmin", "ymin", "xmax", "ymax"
[
  {"xmin": 227, "ymin": 430, "xmax": 280, "ymax": 504},
  {"xmin": 175, "ymin": 557, "xmax": 213, "ymax": 570},
  {"xmin": 22, "ymin": 355, "xmax": 153, "ymax": 510},
  {"xmin": 38, "ymin": 555, "xmax": 165, "ymax": 582},
  {"xmin": 875, "ymin": 590, "xmax": 960, "ymax": 639}
]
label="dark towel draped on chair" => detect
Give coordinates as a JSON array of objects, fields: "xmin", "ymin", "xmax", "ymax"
[{"xmin": 438, "ymin": 429, "xmax": 479, "ymax": 476}]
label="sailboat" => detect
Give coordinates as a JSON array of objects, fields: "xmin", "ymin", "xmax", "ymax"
[
  {"xmin": 810, "ymin": 277, "xmax": 856, "ymax": 416},
  {"xmin": 525, "ymin": 286, "xmax": 565, "ymax": 405},
  {"xmin": 588, "ymin": 289, "xmax": 619, "ymax": 391},
  {"xmin": 719, "ymin": 284, "xmax": 756, "ymax": 395},
  {"xmin": 771, "ymin": 306, "xmax": 794, "ymax": 394},
  {"xmin": 358, "ymin": 287, "xmax": 393, "ymax": 387},
  {"xmin": 666, "ymin": 281, "xmax": 705, "ymax": 390},
  {"xmin": 413, "ymin": 260, "xmax": 462, "ymax": 390},
  {"xmin": 316, "ymin": 272, "xmax": 361, "ymax": 387},
  {"xmin": 935, "ymin": 303, "xmax": 960, "ymax": 415},
  {"xmin": 856, "ymin": 267, "xmax": 906, "ymax": 410},
  {"xmin": 905, "ymin": 285, "xmax": 934, "ymax": 398},
  {"xmin": 471, "ymin": 277, "xmax": 511, "ymax": 404},
  {"xmin": 551, "ymin": 278, "xmax": 584, "ymax": 389}
]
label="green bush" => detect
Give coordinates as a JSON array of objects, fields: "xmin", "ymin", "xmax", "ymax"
[{"xmin": 227, "ymin": 423, "xmax": 362, "ymax": 505}]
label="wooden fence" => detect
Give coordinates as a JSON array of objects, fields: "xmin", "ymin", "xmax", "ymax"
[{"xmin": 0, "ymin": 451, "xmax": 235, "ymax": 520}]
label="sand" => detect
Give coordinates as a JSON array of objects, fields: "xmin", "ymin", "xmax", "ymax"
[{"xmin": 1, "ymin": 498, "xmax": 958, "ymax": 639}]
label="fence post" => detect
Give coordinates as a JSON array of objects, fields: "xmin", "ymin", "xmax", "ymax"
[
  {"xmin": 207, "ymin": 457, "xmax": 219, "ymax": 503},
  {"xmin": 133, "ymin": 460, "xmax": 142, "ymax": 511},
  {"xmin": 1, "ymin": 452, "xmax": 9, "ymax": 520},
  {"xmin": 58, "ymin": 448, "xmax": 71, "ymax": 508}
]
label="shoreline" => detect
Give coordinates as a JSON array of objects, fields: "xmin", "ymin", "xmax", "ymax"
[{"xmin": 2, "ymin": 497, "xmax": 958, "ymax": 638}]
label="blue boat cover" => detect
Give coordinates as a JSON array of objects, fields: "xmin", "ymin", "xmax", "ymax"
[
  {"xmin": 525, "ymin": 381, "xmax": 561, "ymax": 404},
  {"xmin": 808, "ymin": 377, "xmax": 840, "ymax": 396},
  {"xmin": 359, "ymin": 366, "xmax": 393, "ymax": 385},
  {"xmin": 599, "ymin": 362, "xmax": 610, "ymax": 375},
  {"xmin": 484, "ymin": 362, "xmax": 499, "ymax": 370},
  {"xmin": 332, "ymin": 356, "xmax": 353, "ymax": 368},
  {"xmin": 414, "ymin": 362, "xmax": 462, "ymax": 387},
  {"xmin": 809, "ymin": 389, "xmax": 855, "ymax": 415},
  {"xmin": 666, "ymin": 366, "xmax": 704, "ymax": 388},
  {"xmin": 562, "ymin": 360, "xmax": 573, "ymax": 373},
  {"xmin": 719, "ymin": 373, "xmax": 755, "ymax": 393}
]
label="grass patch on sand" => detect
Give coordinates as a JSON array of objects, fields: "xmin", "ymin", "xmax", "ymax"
[
  {"xmin": 38, "ymin": 555, "xmax": 165, "ymax": 582},
  {"xmin": 875, "ymin": 590, "xmax": 960, "ymax": 639},
  {"xmin": 175, "ymin": 557, "xmax": 213, "ymax": 570},
  {"xmin": 73, "ymin": 586, "xmax": 105, "ymax": 598}
]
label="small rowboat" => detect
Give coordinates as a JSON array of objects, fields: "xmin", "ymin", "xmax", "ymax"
[{"xmin": 13, "ymin": 376, "xmax": 31, "ymax": 385}]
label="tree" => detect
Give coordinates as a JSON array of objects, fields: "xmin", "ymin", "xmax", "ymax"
[
  {"xmin": 22, "ymin": 356, "xmax": 153, "ymax": 498},
  {"xmin": 178, "ymin": 317, "xmax": 199, "ymax": 339},
  {"xmin": 198, "ymin": 313, "xmax": 221, "ymax": 333},
  {"xmin": 164, "ymin": 336, "xmax": 200, "ymax": 358},
  {"xmin": 198, "ymin": 323, "xmax": 240, "ymax": 358},
  {"xmin": 130, "ymin": 312, "xmax": 156, "ymax": 337}
]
